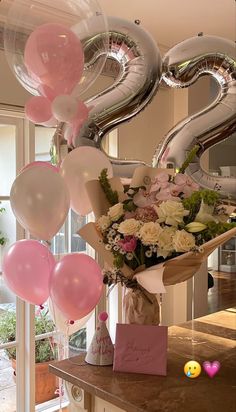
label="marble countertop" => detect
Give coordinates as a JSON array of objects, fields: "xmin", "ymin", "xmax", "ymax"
[{"xmin": 49, "ymin": 309, "xmax": 236, "ymax": 412}]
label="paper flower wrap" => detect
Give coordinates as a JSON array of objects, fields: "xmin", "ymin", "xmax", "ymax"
[{"xmin": 79, "ymin": 166, "xmax": 236, "ymax": 324}]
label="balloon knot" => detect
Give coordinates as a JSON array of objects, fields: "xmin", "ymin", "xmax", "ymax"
[
  {"xmin": 40, "ymin": 305, "xmax": 44, "ymax": 310},
  {"xmin": 69, "ymin": 320, "xmax": 75, "ymax": 325}
]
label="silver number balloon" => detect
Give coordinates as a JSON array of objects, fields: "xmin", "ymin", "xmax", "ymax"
[
  {"xmin": 153, "ymin": 35, "xmax": 236, "ymax": 198},
  {"xmin": 72, "ymin": 16, "xmax": 162, "ymax": 177}
]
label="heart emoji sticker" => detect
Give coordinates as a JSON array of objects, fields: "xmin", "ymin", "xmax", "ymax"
[{"xmin": 203, "ymin": 361, "xmax": 221, "ymax": 378}]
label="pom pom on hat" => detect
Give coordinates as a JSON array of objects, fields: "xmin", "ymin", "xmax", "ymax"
[{"xmin": 98, "ymin": 311, "xmax": 108, "ymax": 322}]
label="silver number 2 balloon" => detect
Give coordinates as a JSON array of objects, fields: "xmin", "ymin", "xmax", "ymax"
[
  {"xmin": 72, "ymin": 16, "xmax": 162, "ymax": 177},
  {"xmin": 153, "ymin": 35, "xmax": 236, "ymax": 199}
]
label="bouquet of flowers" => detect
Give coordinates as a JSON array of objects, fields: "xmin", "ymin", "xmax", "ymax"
[{"xmin": 79, "ymin": 165, "xmax": 236, "ymax": 325}]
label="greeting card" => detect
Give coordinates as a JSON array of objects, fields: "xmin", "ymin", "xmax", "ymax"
[{"xmin": 113, "ymin": 323, "xmax": 167, "ymax": 376}]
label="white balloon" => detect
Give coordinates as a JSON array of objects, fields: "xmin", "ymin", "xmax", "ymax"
[
  {"xmin": 60, "ymin": 146, "xmax": 113, "ymax": 215},
  {"xmin": 48, "ymin": 298, "xmax": 91, "ymax": 336},
  {"xmin": 52, "ymin": 95, "xmax": 78, "ymax": 122}
]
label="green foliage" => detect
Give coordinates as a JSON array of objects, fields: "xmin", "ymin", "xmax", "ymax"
[
  {"xmin": 179, "ymin": 145, "xmax": 200, "ymax": 174},
  {"xmin": 49, "ymin": 143, "xmax": 58, "ymax": 166},
  {"xmin": 183, "ymin": 189, "xmax": 220, "ymax": 223},
  {"xmin": 0, "ymin": 204, "xmax": 7, "ymax": 246},
  {"xmin": 99, "ymin": 168, "xmax": 119, "ymax": 206},
  {"xmin": 113, "ymin": 253, "xmax": 124, "ymax": 269},
  {"xmin": 201, "ymin": 221, "xmax": 236, "ymax": 242},
  {"xmin": 122, "ymin": 199, "xmax": 137, "ymax": 212},
  {"xmin": 0, "ymin": 310, "xmax": 55, "ymax": 363},
  {"xmin": 69, "ymin": 328, "xmax": 86, "ymax": 351}
]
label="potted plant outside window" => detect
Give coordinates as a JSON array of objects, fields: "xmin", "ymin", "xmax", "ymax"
[
  {"xmin": 0, "ymin": 204, "xmax": 7, "ymax": 270},
  {"xmin": 0, "ymin": 309, "xmax": 58, "ymax": 404}
]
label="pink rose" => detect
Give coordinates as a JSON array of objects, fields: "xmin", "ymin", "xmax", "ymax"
[{"xmin": 119, "ymin": 236, "xmax": 137, "ymax": 252}]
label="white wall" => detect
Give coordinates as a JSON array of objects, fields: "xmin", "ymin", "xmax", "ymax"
[{"xmin": 118, "ymin": 88, "xmax": 175, "ymax": 164}]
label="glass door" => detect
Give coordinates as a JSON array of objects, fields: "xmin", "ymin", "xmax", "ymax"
[
  {"xmin": 0, "ymin": 108, "xmax": 28, "ymax": 412},
  {"xmin": 0, "ymin": 107, "xmax": 98, "ymax": 412}
]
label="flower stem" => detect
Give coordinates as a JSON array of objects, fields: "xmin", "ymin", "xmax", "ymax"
[
  {"xmin": 133, "ymin": 252, "xmax": 141, "ymax": 266},
  {"xmin": 179, "ymin": 145, "xmax": 200, "ymax": 174}
]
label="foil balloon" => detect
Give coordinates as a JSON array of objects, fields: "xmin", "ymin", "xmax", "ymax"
[
  {"xmin": 57, "ymin": 16, "xmax": 161, "ymax": 177},
  {"xmin": 153, "ymin": 35, "xmax": 236, "ymax": 199}
]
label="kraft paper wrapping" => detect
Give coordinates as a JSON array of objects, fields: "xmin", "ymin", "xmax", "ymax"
[
  {"xmin": 85, "ymin": 166, "xmax": 174, "ymax": 219},
  {"xmin": 86, "ymin": 177, "xmax": 126, "ymax": 220},
  {"xmin": 79, "ymin": 223, "xmax": 236, "ymax": 290},
  {"xmin": 123, "ymin": 288, "xmax": 160, "ymax": 325},
  {"xmin": 79, "ymin": 165, "xmax": 236, "ymax": 292}
]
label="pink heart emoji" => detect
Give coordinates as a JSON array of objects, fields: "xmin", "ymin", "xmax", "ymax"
[{"xmin": 203, "ymin": 361, "xmax": 221, "ymax": 378}]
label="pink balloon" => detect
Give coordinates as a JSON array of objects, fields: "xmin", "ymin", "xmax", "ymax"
[
  {"xmin": 24, "ymin": 23, "xmax": 84, "ymax": 95},
  {"xmin": 38, "ymin": 84, "xmax": 57, "ymax": 101},
  {"xmin": 20, "ymin": 161, "xmax": 59, "ymax": 174},
  {"xmin": 50, "ymin": 253, "xmax": 103, "ymax": 321},
  {"xmin": 3, "ymin": 240, "xmax": 55, "ymax": 306},
  {"xmin": 25, "ymin": 96, "xmax": 52, "ymax": 123},
  {"xmin": 69, "ymin": 100, "xmax": 89, "ymax": 145}
]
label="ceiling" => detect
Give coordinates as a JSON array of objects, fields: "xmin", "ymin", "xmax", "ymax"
[
  {"xmin": 0, "ymin": 0, "xmax": 235, "ymax": 49},
  {"xmin": 99, "ymin": 0, "xmax": 236, "ymax": 48}
]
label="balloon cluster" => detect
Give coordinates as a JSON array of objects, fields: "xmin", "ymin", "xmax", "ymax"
[
  {"xmin": 3, "ymin": 240, "xmax": 103, "ymax": 323},
  {"xmin": 24, "ymin": 23, "xmax": 89, "ymax": 146},
  {"xmin": 3, "ymin": 147, "xmax": 112, "ymax": 323},
  {"xmin": 4, "ymin": 0, "xmax": 235, "ymax": 330},
  {"xmin": 2, "ymin": 0, "xmax": 110, "ymax": 326},
  {"xmin": 4, "ymin": 0, "xmax": 109, "ymax": 146}
]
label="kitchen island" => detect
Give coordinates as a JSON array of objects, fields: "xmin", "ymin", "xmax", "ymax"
[{"xmin": 49, "ymin": 309, "xmax": 236, "ymax": 412}]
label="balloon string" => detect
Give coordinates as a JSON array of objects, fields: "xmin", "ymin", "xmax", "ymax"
[
  {"xmin": 38, "ymin": 308, "xmax": 55, "ymax": 358},
  {"xmin": 159, "ymin": 293, "xmax": 163, "ymax": 326},
  {"xmin": 191, "ymin": 274, "xmax": 195, "ymax": 359}
]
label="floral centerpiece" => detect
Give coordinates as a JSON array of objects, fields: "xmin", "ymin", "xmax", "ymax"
[{"xmin": 79, "ymin": 164, "xmax": 236, "ymax": 325}]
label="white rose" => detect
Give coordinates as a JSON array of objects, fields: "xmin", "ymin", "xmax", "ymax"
[
  {"xmin": 156, "ymin": 200, "xmax": 189, "ymax": 226},
  {"xmin": 138, "ymin": 222, "xmax": 163, "ymax": 245},
  {"xmin": 108, "ymin": 203, "xmax": 124, "ymax": 222},
  {"xmin": 172, "ymin": 229, "xmax": 196, "ymax": 252},
  {"xmin": 118, "ymin": 218, "xmax": 141, "ymax": 236},
  {"xmin": 157, "ymin": 227, "xmax": 176, "ymax": 258},
  {"xmin": 97, "ymin": 215, "xmax": 111, "ymax": 232}
]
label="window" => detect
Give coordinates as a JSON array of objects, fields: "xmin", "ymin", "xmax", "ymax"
[
  {"xmin": 0, "ymin": 109, "xmax": 28, "ymax": 412},
  {"xmin": 0, "ymin": 107, "xmax": 118, "ymax": 411}
]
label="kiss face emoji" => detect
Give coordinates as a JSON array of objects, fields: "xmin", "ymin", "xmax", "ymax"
[{"xmin": 184, "ymin": 361, "xmax": 201, "ymax": 378}]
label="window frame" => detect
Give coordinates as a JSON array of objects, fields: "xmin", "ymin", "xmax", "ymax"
[{"xmin": 0, "ymin": 105, "xmax": 36, "ymax": 412}]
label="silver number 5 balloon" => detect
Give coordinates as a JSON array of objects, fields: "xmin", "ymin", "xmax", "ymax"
[{"xmin": 153, "ymin": 35, "xmax": 236, "ymax": 199}]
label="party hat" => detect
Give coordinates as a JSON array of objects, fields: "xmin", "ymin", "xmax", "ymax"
[{"xmin": 85, "ymin": 312, "xmax": 114, "ymax": 366}]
